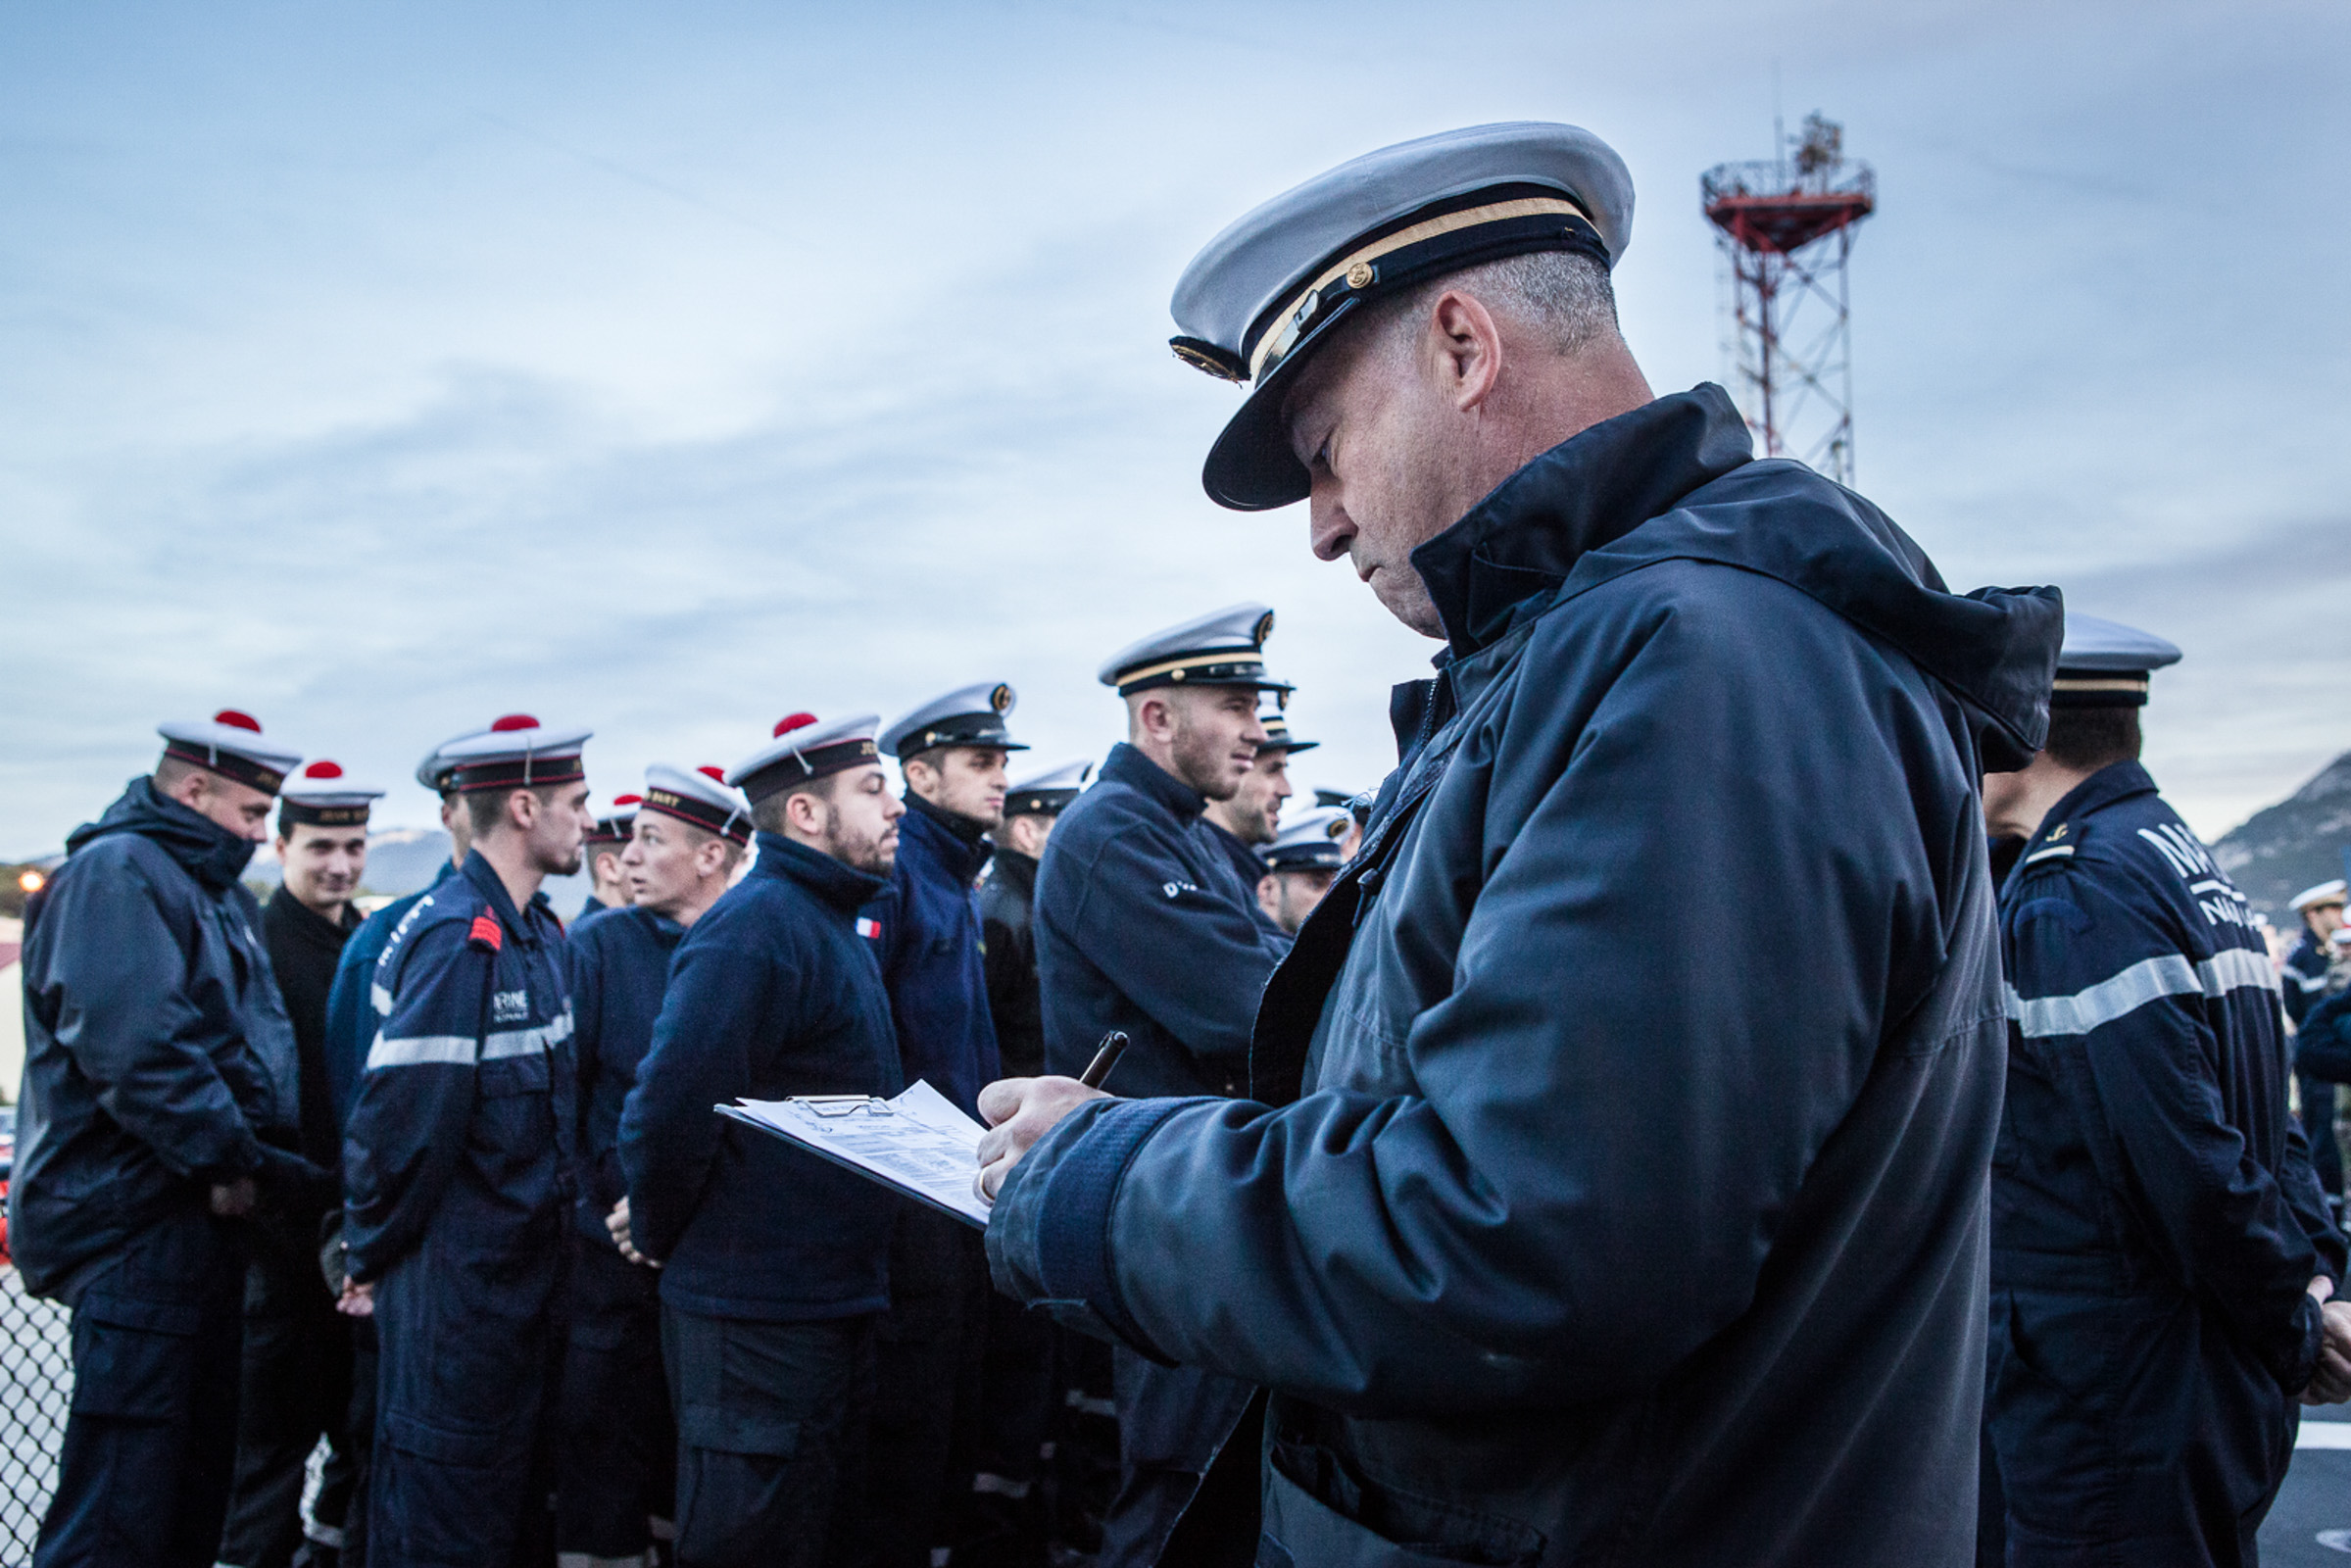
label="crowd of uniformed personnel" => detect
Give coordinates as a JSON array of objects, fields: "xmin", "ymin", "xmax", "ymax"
[{"xmin": 13, "ymin": 118, "xmax": 2351, "ymax": 1568}]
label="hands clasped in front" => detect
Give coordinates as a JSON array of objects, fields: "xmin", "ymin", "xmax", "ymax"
[{"xmin": 973, "ymin": 1076, "xmax": 1111, "ymax": 1205}]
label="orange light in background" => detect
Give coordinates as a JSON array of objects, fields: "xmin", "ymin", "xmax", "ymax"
[{"xmin": 17, "ymin": 870, "xmax": 43, "ymax": 895}]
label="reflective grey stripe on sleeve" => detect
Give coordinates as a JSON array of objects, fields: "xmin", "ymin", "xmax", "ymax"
[
  {"xmin": 366, "ymin": 1033, "xmax": 477, "ymax": 1069},
  {"xmin": 2292, "ymin": 969, "xmax": 2330, "ymax": 995},
  {"xmin": 481, "ymin": 1007, "xmax": 574, "ymax": 1062},
  {"xmin": 371, "ymin": 982, "xmax": 393, "ymax": 1016},
  {"xmin": 2009, "ymin": 947, "xmax": 2282, "ymax": 1039}
]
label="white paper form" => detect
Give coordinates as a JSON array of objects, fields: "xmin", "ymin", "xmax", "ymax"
[{"xmin": 717, "ymin": 1079, "xmax": 993, "ymax": 1229}]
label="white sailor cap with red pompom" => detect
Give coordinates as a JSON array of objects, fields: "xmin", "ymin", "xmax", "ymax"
[
  {"xmin": 157, "ymin": 709, "xmax": 305, "ymax": 795},
  {"xmin": 641, "ymin": 763, "xmax": 755, "ymax": 846},
  {"xmin": 437, "ymin": 713, "xmax": 594, "ymax": 794},
  {"xmin": 725, "ymin": 712, "xmax": 882, "ymax": 806},
  {"xmin": 279, "ymin": 760, "xmax": 386, "ymax": 827}
]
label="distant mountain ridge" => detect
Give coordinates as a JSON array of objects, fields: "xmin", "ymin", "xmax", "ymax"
[{"xmin": 2213, "ymin": 750, "xmax": 2351, "ymax": 920}]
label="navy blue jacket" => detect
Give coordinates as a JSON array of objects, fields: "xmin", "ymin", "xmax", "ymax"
[
  {"xmin": 619, "ymin": 832, "xmax": 902, "ymax": 1321},
  {"xmin": 322, "ymin": 858, "xmax": 458, "ymax": 1132},
  {"xmin": 992, "ymin": 386, "xmax": 2061, "ymax": 1567},
  {"xmin": 2286, "ymin": 930, "xmax": 2333, "ymax": 1031},
  {"xmin": 1993, "ymin": 762, "xmax": 2340, "ymax": 1387},
  {"xmin": 1033, "ymin": 744, "xmax": 1292, "ymax": 1097},
  {"xmin": 566, "ymin": 904, "xmax": 684, "ymax": 1249},
  {"xmin": 342, "ymin": 851, "xmax": 576, "ymax": 1283},
  {"xmin": 12, "ymin": 778, "xmax": 300, "ymax": 1301},
  {"xmin": 867, "ymin": 793, "xmax": 1001, "ymax": 1116}
]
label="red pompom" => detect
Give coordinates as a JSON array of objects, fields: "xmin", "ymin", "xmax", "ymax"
[
  {"xmin": 490, "ymin": 713, "xmax": 539, "ymax": 733},
  {"xmin": 302, "ymin": 760, "xmax": 345, "ymax": 780},
  {"xmin": 213, "ymin": 709, "xmax": 263, "ymax": 733},
  {"xmin": 698, "ymin": 765, "xmax": 727, "ymax": 783},
  {"xmin": 612, "ymin": 794, "xmax": 644, "ymax": 807},
  {"xmin": 772, "ymin": 712, "xmax": 817, "ymax": 739}
]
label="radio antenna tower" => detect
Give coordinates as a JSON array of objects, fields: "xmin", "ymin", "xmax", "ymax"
[{"xmin": 1702, "ymin": 113, "xmax": 1875, "ymax": 483}]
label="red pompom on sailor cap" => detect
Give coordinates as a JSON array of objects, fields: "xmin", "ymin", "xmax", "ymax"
[
  {"xmin": 438, "ymin": 715, "xmax": 594, "ymax": 794},
  {"xmin": 278, "ymin": 759, "xmax": 386, "ymax": 827},
  {"xmin": 640, "ymin": 763, "xmax": 755, "ymax": 846},
  {"xmin": 157, "ymin": 709, "xmax": 306, "ymax": 796},
  {"xmin": 725, "ymin": 712, "xmax": 882, "ymax": 806}
]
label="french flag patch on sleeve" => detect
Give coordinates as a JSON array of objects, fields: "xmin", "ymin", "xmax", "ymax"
[
  {"xmin": 468, "ymin": 914, "xmax": 504, "ymax": 951},
  {"xmin": 856, "ymin": 917, "xmax": 881, "ymax": 941}
]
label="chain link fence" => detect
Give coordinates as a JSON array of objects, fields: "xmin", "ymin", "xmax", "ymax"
[{"xmin": 0, "ymin": 1267, "xmax": 70, "ymax": 1564}]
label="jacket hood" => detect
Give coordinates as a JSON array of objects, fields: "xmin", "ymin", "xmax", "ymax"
[
  {"xmin": 66, "ymin": 775, "xmax": 259, "ymax": 891},
  {"xmin": 1412, "ymin": 384, "xmax": 2061, "ymax": 767}
]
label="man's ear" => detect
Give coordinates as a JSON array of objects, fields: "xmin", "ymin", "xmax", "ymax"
[{"xmin": 1429, "ymin": 289, "xmax": 1504, "ymax": 413}]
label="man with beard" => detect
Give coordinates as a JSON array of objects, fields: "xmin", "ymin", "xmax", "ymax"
[
  {"xmin": 15, "ymin": 710, "xmax": 315, "ymax": 1568},
  {"xmin": 559, "ymin": 764, "xmax": 752, "ymax": 1568},
  {"xmin": 220, "ymin": 760, "xmax": 383, "ymax": 1568},
  {"xmin": 861, "ymin": 683, "xmax": 1024, "ymax": 1568},
  {"xmin": 617, "ymin": 713, "xmax": 906, "ymax": 1568},
  {"xmin": 1200, "ymin": 708, "xmax": 1310, "ymax": 909},
  {"xmin": 1025, "ymin": 605, "xmax": 1295, "ymax": 1565},
  {"xmin": 977, "ymin": 123, "xmax": 2068, "ymax": 1566},
  {"xmin": 341, "ymin": 716, "xmax": 595, "ymax": 1568}
]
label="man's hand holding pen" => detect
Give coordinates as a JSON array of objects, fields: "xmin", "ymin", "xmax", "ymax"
[{"xmin": 973, "ymin": 1031, "xmax": 1125, "ymax": 1204}]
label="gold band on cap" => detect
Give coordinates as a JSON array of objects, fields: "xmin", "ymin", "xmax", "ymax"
[
  {"xmin": 2053, "ymin": 676, "xmax": 2149, "ymax": 693},
  {"xmin": 1248, "ymin": 195, "xmax": 1592, "ymax": 382},
  {"xmin": 1115, "ymin": 651, "xmax": 1264, "ymax": 687}
]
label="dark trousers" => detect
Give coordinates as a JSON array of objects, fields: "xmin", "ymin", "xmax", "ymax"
[
  {"xmin": 1098, "ymin": 1350, "xmax": 1259, "ymax": 1568},
  {"xmin": 35, "ymin": 1210, "xmax": 246, "ymax": 1568},
  {"xmin": 219, "ymin": 1233, "xmax": 358, "ymax": 1568},
  {"xmin": 662, "ymin": 1305, "xmax": 875, "ymax": 1568},
  {"xmin": 858, "ymin": 1209, "xmax": 986, "ymax": 1568},
  {"xmin": 2300, "ymin": 1074, "xmax": 2342, "ymax": 1197},
  {"xmin": 367, "ymin": 1235, "xmax": 561, "ymax": 1568},
  {"xmin": 955, "ymin": 1290, "xmax": 1059, "ymax": 1567},
  {"xmin": 558, "ymin": 1243, "xmax": 676, "ymax": 1561},
  {"xmin": 1047, "ymin": 1332, "xmax": 1119, "ymax": 1556},
  {"xmin": 1984, "ymin": 1285, "xmax": 2294, "ymax": 1568}
]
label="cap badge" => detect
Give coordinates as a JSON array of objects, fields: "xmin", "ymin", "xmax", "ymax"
[
  {"xmin": 990, "ymin": 684, "xmax": 1012, "ymax": 713},
  {"xmin": 1253, "ymin": 611, "xmax": 1275, "ymax": 645},
  {"xmin": 1345, "ymin": 261, "xmax": 1376, "ymax": 290}
]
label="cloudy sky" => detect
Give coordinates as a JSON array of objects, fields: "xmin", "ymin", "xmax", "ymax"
[{"xmin": 3, "ymin": 0, "xmax": 2345, "ymax": 855}]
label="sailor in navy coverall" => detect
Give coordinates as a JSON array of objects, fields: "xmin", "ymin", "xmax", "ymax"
[
  {"xmin": 1979, "ymin": 616, "xmax": 2347, "ymax": 1567},
  {"xmin": 2286, "ymin": 879, "xmax": 2348, "ymax": 1200},
  {"xmin": 14, "ymin": 712, "xmax": 310, "ymax": 1568},
  {"xmin": 557, "ymin": 763, "xmax": 753, "ymax": 1568},
  {"xmin": 619, "ymin": 713, "xmax": 906, "ymax": 1568},
  {"xmin": 342, "ymin": 719, "xmax": 594, "ymax": 1568},
  {"xmin": 1030, "ymin": 608, "xmax": 1294, "ymax": 1566},
  {"xmin": 860, "ymin": 682, "xmax": 1022, "ymax": 1568}
]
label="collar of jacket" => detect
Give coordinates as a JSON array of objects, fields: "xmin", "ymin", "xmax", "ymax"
[
  {"xmin": 623, "ymin": 904, "xmax": 689, "ymax": 945},
  {"xmin": 903, "ymin": 790, "xmax": 995, "ymax": 882},
  {"xmin": 265, "ymin": 884, "xmax": 362, "ymax": 952},
  {"xmin": 751, "ymin": 829, "xmax": 891, "ymax": 912},
  {"xmin": 1410, "ymin": 384, "xmax": 1755, "ymax": 662},
  {"xmin": 66, "ymin": 774, "xmax": 261, "ymax": 892},
  {"xmin": 2017, "ymin": 760, "xmax": 2161, "ymax": 870},
  {"xmin": 459, "ymin": 848, "xmax": 547, "ymax": 946},
  {"xmin": 1099, "ymin": 742, "xmax": 1207, "ymax": 823},
  {"xmin": 989, "ymin": 847, "xmax": 1039, "ymax": 896}
]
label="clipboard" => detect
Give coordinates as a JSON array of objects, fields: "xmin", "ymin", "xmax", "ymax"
[{"xmin": 717, "ymin": 1078, "xmax": 992, "ymax": 1229}]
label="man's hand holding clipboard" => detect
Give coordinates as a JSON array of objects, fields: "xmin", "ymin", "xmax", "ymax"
[{"xmin": 973, "ymin": 1031, "xmax": 1126, "ymax": 1205}]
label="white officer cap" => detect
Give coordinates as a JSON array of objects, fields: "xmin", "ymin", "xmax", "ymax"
[
  {"xmin": 2054, "ymin": 613, "xmax": 2183, "ymax": 710},
  {"xmin": 277, "ymin": 760, "xmax": 385, "ymax": 827},
  {"xmin": 1261, "ymin": 807, "xmax": 1353, "ymax": 872},
  {"xmin": 438, "ymin": 714, "xmax": 593, "ymax": 794},
  {"xmin": 640, "ymin": 763, "xmax": 755, "ymax": 847},
  {"xmin": 1004, "ymin": 760, "xmax": 1092, "ymax": 819},
  {"xmin": 879, "ymin": 681, "xmax": 1027, "ymax": 760},
  {"xmin": 727, "ymin": 712, "xmax": 883, "ymax": 806},
  {"xmin": 1258, "ymin": 710, "xmax": 1318, "ymax": 755},
  {"xmin": 1098, "ymin": 603, "xmax": 1292, "ymax": 699},
  {"xmin": 1170, "ymin": 122, "xmax": 1635, "ymax": 512},
  {"xmin": 2291, "ymin": 880, "xmax": 2348, "ymax": 913},
  {"xmin": 157, "ymin": 709, "xmax": 305, "ymax": 796}
]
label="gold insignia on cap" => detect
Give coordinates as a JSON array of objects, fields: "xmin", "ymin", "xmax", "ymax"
[
  {"xmin": 991, "ymin": 684, "xmax": 1012, "ymax": 713},
  {"xmin": 1345, "ymin": 261, "xmax": 1375, "ymax": 290},
  {"xmin": 1170, "ymin": 668, "xmax": 1186, "ymax": 681},
  {"xmin": 1254, "ymin": 611, "xmax": 1275, "ymax": 646}
]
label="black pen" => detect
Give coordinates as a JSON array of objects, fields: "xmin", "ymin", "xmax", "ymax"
[{"xmin": 1078, "ymin": 1031, "xmax": 1129, "ymax": 1090}]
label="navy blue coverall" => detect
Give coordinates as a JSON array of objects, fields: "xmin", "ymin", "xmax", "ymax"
[
  {"xmin": 859, "ymin": 792, "xmax": 1002, "ymax": 1568},
  {"xmin": 619, "ymin": 832, "xmax": 902, "ymax": 1568},
  {"xmin": 1984, "ymin": 761, "xmax": 2345, "ymax": 1566},
  {"xmin": 559, "ymin": 903, "xmax": 685, "ymax": 1562},
  {"xmin": 13, "ymin": 778, "xmax": 303, "ymax": 1568},
  {"xmin": 2286, "ymin": 930, "xmax": 2343, "ymax": 1199},
  {"xmin": 343, "ymin": 851, "xmax": 576, "ymax": 1568},
  {"xmin": 1030, "ymin": 742, "xmax": 1290, "ymax": 1566}
]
